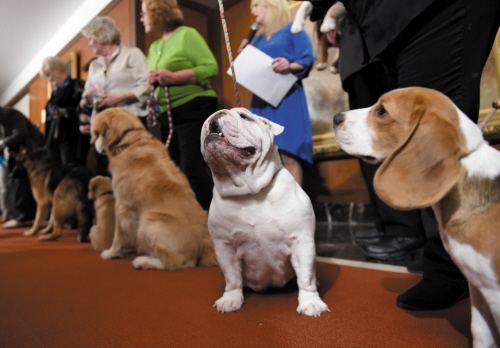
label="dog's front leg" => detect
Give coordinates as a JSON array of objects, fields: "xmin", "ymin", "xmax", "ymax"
[
  {"xmin": 469, "ymin": 284, "xmax": 500, "ymax": 347},
  {"xmin": 291, "ymin": 1, "xmax": 313, "ymax": 33},
  {"xmin": 291, "ymin": 237, "xmax": 329, "ymax": 317},
  {"xmin": 23, "ymin": 202, "xmax": 50, "ymax": 236},
  {"xmin": 213, "ymin": 238, "xmax": 244, "ymax": 313},
  {"xmin": 101, "ymin": 204, "xmax": 134, "ymax": 259}
]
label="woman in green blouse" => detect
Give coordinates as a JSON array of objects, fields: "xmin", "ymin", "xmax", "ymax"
[{"xmin": 141, "ymin": 0, "xmax": 219, "ymax": 210}]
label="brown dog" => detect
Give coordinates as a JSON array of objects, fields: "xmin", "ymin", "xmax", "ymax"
[
  {"xmin": 88, "ymin": 176, "xmax": 115, "ymax": 252},
  {"xmin": 18, "ymin": 148, "xmax": 93, "ymax": 242},
  {"xmin": 90, "ymin": 108, "xmax": 216, "ymax": 270}
]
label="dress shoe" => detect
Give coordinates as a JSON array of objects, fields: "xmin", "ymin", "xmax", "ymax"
[
  {"xmin": 353, "ymin": 227, "xmax": 383, "ymax": 245},
  {"xmin": 397, "ymin": 278, "xmax": 469, "ymax": 310},
  {"xmin": 361, "ymin": 236, "xmax": 425, "ymax": 261}
]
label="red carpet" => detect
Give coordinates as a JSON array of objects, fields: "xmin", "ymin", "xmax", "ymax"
[{"xmin": 0, "ymin": 229, "xmax": 470, "ymax": 347}]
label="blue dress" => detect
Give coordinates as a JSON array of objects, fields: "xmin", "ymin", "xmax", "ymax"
[{"xmin": 250, "ymin": 22, "xmax": 314, "ymax": 163}]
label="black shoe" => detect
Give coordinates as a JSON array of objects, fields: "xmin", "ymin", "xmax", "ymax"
[
  {"xmin": 361, "ymin": 236, "xmax": 425, "ymax": 261},
  {"xmin": 397, "ymin": 278, "xmax": 469, "ymax": 310},
  {"xmin": 353, "ymin": 227, "xmax": 383, "ymax": 245}
]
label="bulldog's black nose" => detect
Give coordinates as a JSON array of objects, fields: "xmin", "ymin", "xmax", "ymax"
[{"xmin": 333, "ymin": 112, "xmax": 345, "ymax": 127}]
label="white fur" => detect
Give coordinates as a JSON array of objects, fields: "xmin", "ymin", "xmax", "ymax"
[
  {"xmin": 95, "ymin": 135, "xmax": 105, "ymax": 154},
  {"xmin": 445, "ymin": 238, "xmax": 500, "ymax": 347},
  {"xmin": 333, "ymin": 107, "xmax": 380, "ymax": 161},
  {"xmin": 455, "ymin": 106, "xmax": 484, "ymax": 154},
  {"xmin": 461, "ymin": 143, "xmax": 500, "ymax": 180},
  {"xmin": 202, "ymin": 109, "xmax": 329, "ymax": 317},
  {"xmin": 291, "ymin": 1, "xmax": 313, "ymax": 34},
  {"xmin": 132, "ymin": 256, "xmax": 164, "ymax": 270}
]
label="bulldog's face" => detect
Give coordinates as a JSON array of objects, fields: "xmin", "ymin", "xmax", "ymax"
[{"xmin": 201, "ymin": 108, "xmax": 283, "ymax": 176}]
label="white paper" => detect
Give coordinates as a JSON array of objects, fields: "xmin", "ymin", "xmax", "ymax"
[{"xmin": 227, "ymin": 45, "xmax": 298, "ymax": 107}]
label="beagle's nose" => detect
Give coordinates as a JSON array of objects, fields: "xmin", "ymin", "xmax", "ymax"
[{"xmin": 333, "ymin": 112, "xmax": 345, "ymax": 127}]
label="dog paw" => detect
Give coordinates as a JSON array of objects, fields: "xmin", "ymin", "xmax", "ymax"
[
  {"xmin": 297, "ymin": 291, "xmax": 330, "ymax": 317},
  {"xmin": 132, "ymin": 256, "xmax": 164, "ymax": 270},
  {"xmin": 101, "ymin": 249, "xmax": 120, "ymax": 260},
  {"xmin": 316, "ymin": 63, "xmax": 327, "ymax": 70},
  {"xmin": 320, "ymin": 20, "xmax": 336, "ymax": 33},
  {"xmin": 214, "ymin": 290, "xmax": 244, "ymax": 313},
  {"xmin": 290, "ymin": 23, "xmax": 303, "ymax": 34},
  {"xmin": 38, "ymin": 233, "xmax": 62, "ymax": 242},
  {"xmin": 23, "ymin": 229, "xmax": 37, "ymax": 236}
]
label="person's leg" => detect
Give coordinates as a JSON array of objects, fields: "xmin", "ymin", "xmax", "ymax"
[
  {"xmin": 386, "ymin": 0, "xmax": 500, "ymax": 309},
  {"xmin": 344, "ymin": 63, "xmax": 426, "ymax": 257},
  {"xmin": 170, "ymin": 98, "xmax": 217, "ymax": 210},
  {"xmin": 280, "ymin": 151, "xmax": 303, "ymax": 186}
]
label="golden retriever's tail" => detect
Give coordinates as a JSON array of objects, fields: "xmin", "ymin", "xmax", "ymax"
[{"xmin": 199, "ymin": 238, "xmax": 217, "ymax": 267}]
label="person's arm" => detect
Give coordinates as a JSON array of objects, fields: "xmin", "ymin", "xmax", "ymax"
[
  {"xmin": 289, "ymin": 28, "xmax": 314, "ymax": 79},
  {"xmin": 125, "ymin": 47, "xmax": 149, "ymax": 103}
]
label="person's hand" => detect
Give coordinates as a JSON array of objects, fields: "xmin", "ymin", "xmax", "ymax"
[
  {"xmin": 95, "ymin": 93, "xmax": 125, "ymax": 110},
  {"xmin": 238, "ymin": 39, "xmax": 250, "ymax": 53},
  {"xmin": 147, "ymin": 71, "xmax": 160, "ymax": 86},
  {"xmin": 156, "ymin": 70, "xmax": 174, "ymax": 85},
  {"xmin": 50, "ymin": 106, "xmax": 66, "ymax": 119},
  {"xmin": 325, "ymin": 29, "xmax": 340, "ymax": 46},
  {"xmin": 272, "ymin": 57, "xmax": 291, "ymax": 74},
  {"xmin": 79, "ymin": 124, "xmax": 90, "ymax": 134}
]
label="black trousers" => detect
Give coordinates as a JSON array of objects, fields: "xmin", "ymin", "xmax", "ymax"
[
  {"xmin": 7, "ymin": 161, "xmax": 35, "ymax": 221},
  {"xmin": 344, "ymin": 0, "xmax": 500, "ymax": 283},
  {"xmin": 154, "ymin": 96, "xmax": 217, "ymax": 210}
]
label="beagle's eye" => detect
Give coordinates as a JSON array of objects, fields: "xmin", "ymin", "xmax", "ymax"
[{"xmin": 376, "ymin": 105, "xmax": 387, "ymax": 118}]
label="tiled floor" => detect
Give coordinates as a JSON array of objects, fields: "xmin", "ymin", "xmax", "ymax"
[{"xmin": 313, "ymin": 203, "xmax": 422, "ymax": 270}]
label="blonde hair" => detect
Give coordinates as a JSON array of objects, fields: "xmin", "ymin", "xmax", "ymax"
[
  {"xmin": 82, "ymin": 16, "xmax": 121, "ymax": 45},
  {"xmin": 40, "ymin": 56, "xmax": 66, "ymax": 77},
  {"xmin": 252, "ymin": 0, "xmax": 290, "ymax": 36},
  {"xmin": 142, "ymin": 0, "xmax": 184, "ymax": 33}
]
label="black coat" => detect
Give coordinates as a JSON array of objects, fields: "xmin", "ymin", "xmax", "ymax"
[
  {"xmin": 45, "ymin": 77, "xmax": 84, "ymax": 147},
  {"xmin": 0, "ymin": 107, "xmax": 44, "ymax": 154}
]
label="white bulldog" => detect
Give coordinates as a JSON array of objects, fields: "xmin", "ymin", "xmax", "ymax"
[{"xmin": 201, "ymin": 108, "xmax": 329, "ymax": 317}]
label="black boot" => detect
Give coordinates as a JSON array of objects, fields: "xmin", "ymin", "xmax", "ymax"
[{"xmin": 397, "ymin": 278, "xmax": 469, "ymax": 310}]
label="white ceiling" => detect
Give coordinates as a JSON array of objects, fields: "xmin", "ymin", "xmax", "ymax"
[{"xmin": 0, "ymin": 0, "xmax": 83, "ymax": 101}]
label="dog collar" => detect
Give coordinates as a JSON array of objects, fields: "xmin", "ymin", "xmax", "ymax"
[
  {"xmin": 95, "ymin": 190, "xmax": 113, "ymax": 199},
  {"xmin": 108, "ymin": 127, "xmax": 146, "ymax": 156}
]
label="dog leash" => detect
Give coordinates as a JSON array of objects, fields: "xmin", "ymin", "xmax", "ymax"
[
  {"xmin": 147, "ymin": 84, "xmax": 174, "ymax": 149},
  {"xmin": 217, "ymin": 0, "xmax": 241, "ymax": 107},
  {"xmin": 479, "ymin": 98, "xmax": 500, "ymax": 132}
]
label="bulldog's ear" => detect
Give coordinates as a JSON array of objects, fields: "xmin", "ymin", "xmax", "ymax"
[
  {"xmin": 374, "ymin": 102, "xmax": 465, "ymax": 210},
  {"xmin": 258, "ymin": 117, "xmax": 284, "ymax": 136}
]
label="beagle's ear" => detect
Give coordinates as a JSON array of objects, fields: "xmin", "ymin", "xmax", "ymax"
[
  {"xmin": 374, "ymin": 101, "xmax": 464, "ymax": 210},
  {"xmin": 258, "ymin": 117, "xmax": 284, "ymax": 136}
]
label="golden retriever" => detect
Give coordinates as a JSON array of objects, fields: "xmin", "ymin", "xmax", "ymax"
[
  {"xmin": 88, "ymin": 176, "xmax": 115, "ymax": 252},
  {"xmin": 91, "ymin": 108, "xmax": 216, "ymax": 270}
]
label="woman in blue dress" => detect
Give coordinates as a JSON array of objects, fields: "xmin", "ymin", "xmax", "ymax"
[{"xmin": 248, "ymin": 0, "xmax": 314, "ymax": 186}]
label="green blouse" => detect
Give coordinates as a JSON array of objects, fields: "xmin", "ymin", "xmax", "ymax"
[{"xmin": 147, "ymin": 26, "xmax": 219, "ymax": 109}]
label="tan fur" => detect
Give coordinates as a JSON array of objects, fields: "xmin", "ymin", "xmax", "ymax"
[
  {"xmin": 439, "ymin": 171, "xmax": 500, "ymax": 277},
  {"xmin": 21, "ymin": 152, "xmax": 52, "ymax": 236},
  {"xmin": 371, "ymin": 88, "xmax": 468, "ymax": 209},
  {"xmin": 88, "ymin": 176, "xmax": 115, "ymax": 252},
  {"xmin": 91, "ymin": 108, "xmax": 216, "ymax": 270},
  {"xmin": 371, "ymin": 87, "xmax": 500, "ymax": 275}
]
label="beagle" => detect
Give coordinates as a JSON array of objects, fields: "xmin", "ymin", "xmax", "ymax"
[{"xmin": 333, "ymin": 87, "xmax": 500, "ymax": 347}]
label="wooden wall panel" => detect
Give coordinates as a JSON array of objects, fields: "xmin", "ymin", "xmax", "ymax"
[
  {"xmin": 31, "ymin": 0, "xmax": 134, "ymax": 133},
  {"xmin": 219, "ymin": 0, "xmax": 252, "ymax": 108}
]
